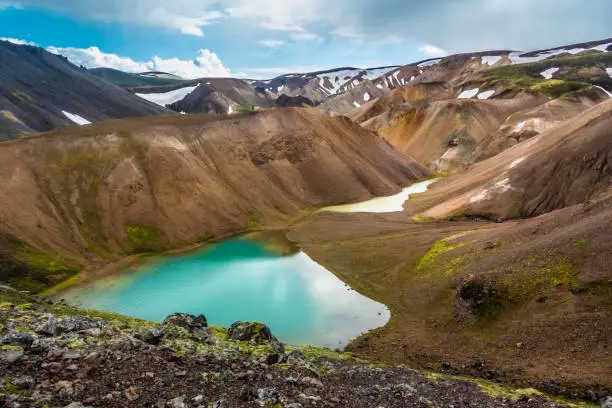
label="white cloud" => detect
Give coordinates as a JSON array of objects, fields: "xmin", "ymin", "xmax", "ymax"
[
  {"xmin": 419, "ymin": 44, "xmax": 450, "ymax": 57},
  {"xmin": 47, "ymin": 46, "xmax": 151, "ymax": 72},
  {"xmin": 331, "ymin": 27, "xmax": 403, "ymax": 44},
  {"xmin": 4, "ymin": 0, "xmax": 225, "ymax": 37},
  {"xmin": 47, "ymin": 46, "xmax": 231, "ymax": 79},
  {"xmin": 289, "ymin": 32, "xmax": 322, "ymax": 42},
  {"xmin": 0, "ymin": 37, "xmax": 37, "ymax": 46},
  {"xmin": 259, "ymin": 40, "xmax": 285, "ymax": 48}
]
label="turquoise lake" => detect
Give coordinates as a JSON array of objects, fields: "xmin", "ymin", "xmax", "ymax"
[{"xmin": 63, "ymin": 238, "xmax": 390, "ymax": 348}]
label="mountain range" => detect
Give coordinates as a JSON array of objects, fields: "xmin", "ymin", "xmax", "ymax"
[{"xmin": 1, "ymin": 35, "xmax": 612, "ymax": 405}]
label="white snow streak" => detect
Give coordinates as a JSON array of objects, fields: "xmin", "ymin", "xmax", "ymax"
[
  {"xmin": 353, "ymin": 101, "xmax": 361, "ymax": 108},
  {"xmin": 376, "ymin": 83, "xmax": 384, "ymax": 89},
  {"xmin": 458, "ymin": 88, "xmax": 479, "ymax": 99},
  {"xmin": 477, "ymin": 90, "xmax": 495, "ymax": 99},
  {"xmin": 509, "ymin": 42, "xmax": 611, "ymax": 65},
  {"xmin": 363, "ymin": 92, "xmax": 370, "ymax": 101},
  {"xmin": 417, "ymin": 59, "xmax": 441, "ymax": 68},
  {"xmin": 540, "ymin": 67, "xmax": 559, "ymax": 79},
  {"xmin": 481, "ymin": 56, "xmax": 502, "ymax": 66},
  {"xmin": 136, "ymin": 84, "xmax": 200, "ymax": 107},
  {"xmin": 593, "ymin": 85, "xmax": 612, "ymax": 98},
  {"xmin": 62, "ymin": 111, "xmax": 91, "ymax": 125},
  {"xmin": 509, "ymin": 158, "xmax": 525, "ymax": 168}
]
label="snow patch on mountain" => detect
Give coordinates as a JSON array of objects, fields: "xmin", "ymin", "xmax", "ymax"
[
  {"xmin": 606, "ymin": 68, "xmax": 612, "ymax": 78},
  {"xmin": 481, "ymin": 56, "xmax": 502, "ymax": 66},
  {"xmin": 62, "ymin": 111, "xmax": 91, "ymax": 125},
  {"xmin": 509, "ymin": 42, "xmax": 611, "ymax": 65},
  {"xmin": 353, "ymin": 101, "xmax": 361, "ymax": 108},
  {"xmin": 593, "ymin": 85, "xmax": 612, "ymax": 98},
  {"xmin": 363, "ymin": 92, "xmax": 370, "ymax": 101},
  {"xmin": 458, "ymin": 88, "xmax": 479, "ymax": 99},
  {"xmin": 316, "ymin": 67, "xmax": 398, "ymax": 95},
  {"xmin": 540, "ymin": 67, "xmax": 559, "ymax": 79},
  {"xmin": 136, "ymin": 84, "xmax": 200, "ymax": 107},
  {"xmin": 477, "ymin": 90, "xmax": 495, "ymax": 99},
  {"xmin": 417, "ymin": 59, "xmax": 441, "ymax": 68}
]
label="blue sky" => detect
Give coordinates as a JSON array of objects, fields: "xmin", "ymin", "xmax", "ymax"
[{"xmin": 1, "ymin": 0, "xmax": 610, "ymax": 79}]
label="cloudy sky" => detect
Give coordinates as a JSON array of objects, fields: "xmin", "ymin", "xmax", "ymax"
[{"xmin": 1, "ymin": 0, "xmax": 610, "ymax": 79}]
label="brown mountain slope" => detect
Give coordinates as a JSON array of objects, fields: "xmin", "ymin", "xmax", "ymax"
[
  {"xmin": 0, "ymin": 41, "xmax": 169, "ymax": 141},
  {"xmin": 0, "ymin": 108, "xmax": 428, "ymax": 292},
  {"xmin": 470, "ymin": 87, "xmax": 608, "ymax": 162},
  {"xmin": 369, "ymin": 94, "xmax": 545, "ymax": 172},
  {"xmin": 402, "ymin": 99, "xmax": 612, "ymax": 221}
]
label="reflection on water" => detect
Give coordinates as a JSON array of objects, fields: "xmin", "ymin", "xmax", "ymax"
[
  {"xmin": 62, "ymin": 239, "xmax": 390, "ymax": 348},
  {"xmin": 321, "ymin": 179, "xmax": 437, "ymax": 213}
]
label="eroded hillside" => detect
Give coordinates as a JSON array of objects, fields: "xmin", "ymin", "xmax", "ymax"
[{"xmin": 0, "ymin": 108, "xmax": 427, "ymax": 293}]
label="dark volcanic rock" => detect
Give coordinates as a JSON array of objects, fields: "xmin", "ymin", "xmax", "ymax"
[
  {"xmin": 57, "ymin": 316, "xmax": 104, "ymax": 334},
  {"xmin": 35, "ymin": 315, "xmax": 59, "ymax": 336},
  {"xmin": 275, "ymin": 94, "xmax": 316, "ymax": 108},
  {"xmin": 228, "ymin": 321, "xmax": 274, "ymax": 343},
  {"xmin": 163, "ymin": 313, "xmax": 211, "ymax": 342},
  {"xmin": 1, "ymin": 331, "xmax": 35, "ymax": 348},
  {"xmin": 134, "ymin": 326, "xmax": 164, "ymax": 345}
]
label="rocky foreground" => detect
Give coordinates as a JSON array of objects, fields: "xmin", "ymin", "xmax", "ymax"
[{"xmin": 0, "ymin": 286, "xmax": 604, "ymax": 408}]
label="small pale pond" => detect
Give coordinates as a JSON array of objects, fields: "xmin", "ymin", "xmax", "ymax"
[
  {"xmin": 321, "ymin": 179, "xmax": 437, "ymax": 213},
  {"xmin": 63, "ymin": 179, "xmax": 437, "ymax": 348}
]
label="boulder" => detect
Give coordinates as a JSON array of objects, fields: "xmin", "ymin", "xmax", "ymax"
[
  {"xmin": 0, "ymin": 346, "xmax": 24, "ymax": 363},
  {"xmin": 134, "ymin": 326, "xmax": 164, "ymax": 345},
  {"xmin": 1, "ymin": 331, "xmax": 35, "ymax": 348},
  {"xmin": 163, "ymin": 313, "xmax": 211, "ymax": 343},
  {"xmin": 10, "ymin": 375, "xmax": 35, "ymax": 390},
  {"xmin": 36, "ymin": 315, "xmax": 59, "ymax": 336},
  {"xmin": 57, "ymin": 316, "xmax": 104, "ymax": 334},
  {"xmin": 229, "ymin": 321, "xmax": 285, "ymax": 354}
]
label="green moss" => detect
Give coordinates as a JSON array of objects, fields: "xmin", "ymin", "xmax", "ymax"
[
  {"xmin": 417, "ymin": 239, "xmax": 464, "ymax": 272},
  {"xmin": 503, "ymin": 256, "xmax": 579, "ymax": 301},
  {"xmin": 125, "ymin": 224, "xmax": 160, "ymax": 253},
  {"xmin": 3, "ymin": 377, "xmax": 24, "ymax": 394},
  {"xmin": 39, "ymin": 272, "xmax": 82, "ymax": 296},
  {"xmin": 10, "ymin": 90, "xmax": 31, "ymax": 103},
  {"xmin": 573, "ymin": 238, "xmax": 589, "ymax": 250},
  {"xmin": 5, "ymin": 244, "xmax": 80, "ymax": 294},
  {"xmin": 530, "ymin": 79, "xmax": 590, "ymax": 98},
  {"xmin": 459, "ymin": 376, "xmax": 595, "ymax": 407},
  {"xmin": 245, "ymin": 212, "xmax": 260, "ymax": 230},
  {"xmin": 481, "ymin": 52, "xmax": 612, "ymax": 99},
  {"xmin": 15, "ymin": 303, "xmax": 33, "ymax": 311},
  {"xmin": 303, "ymin": 205, "xmax": 317, "ymax": 213},
  {"xmin": 209, "ymin": 326, "xmax": 229, "ymax": 340},
  {"xmin": 286, "ymin": 345, "xmax": 352, "ymax": 361},
  {"xmin": 13, "ymin": 246, "xmax": 74, "ymax": 275}
]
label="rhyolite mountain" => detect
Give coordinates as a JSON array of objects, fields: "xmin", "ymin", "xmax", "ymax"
[{"xmin": 0, "ymin": 41, "xmax": 170, "ymax": 141}]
